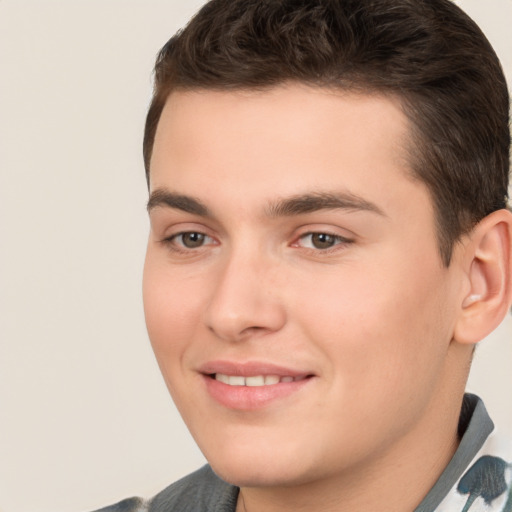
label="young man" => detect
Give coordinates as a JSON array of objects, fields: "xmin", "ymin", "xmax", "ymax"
[{"xmin": 97, "ymin": 0, "xmax": 512, "ymax": 510}]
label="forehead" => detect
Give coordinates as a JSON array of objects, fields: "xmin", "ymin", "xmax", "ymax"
[
  {"xmin": 153, "ymin": 85, "xmax": 409, "ymax": 163},
  {"xmin": 150, "ymin": 84, "xmax": 430, "ymax": 221}
]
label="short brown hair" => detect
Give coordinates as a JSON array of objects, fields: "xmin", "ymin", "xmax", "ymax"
[{"xmin": 143, "ymin": 0, "xmax": 510, "ymax": 264}]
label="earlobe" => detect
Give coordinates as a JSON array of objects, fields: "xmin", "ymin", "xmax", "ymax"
[{"xmin": 454, "ymin": 209, "xmax": 512, "ymax": 345}]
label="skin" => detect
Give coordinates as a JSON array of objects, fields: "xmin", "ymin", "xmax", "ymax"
[{"xmin": 143, "ymin": 84, "xmax": 476, "ymax": 511}]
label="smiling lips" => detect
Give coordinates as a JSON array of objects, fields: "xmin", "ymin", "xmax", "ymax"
[
  {"xmin": 214, "ymin": 374, "xmax": 307, "ymax": 386},
  {"xmin": 200, "ymin": 362, "xmax": 313, "ymax": 410}
]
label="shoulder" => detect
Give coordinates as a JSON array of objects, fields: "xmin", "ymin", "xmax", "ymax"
[
  {"xmin": 90, "ymin": 466, "xmax": 238, "ymax": 512},
  {"xmin": 149, "ymin": 465, "xmax": 238, "ymax": 512},
  {"xmin": 90, "ymin": 497, "xmax": 147, "ymax": 512},
  {"xmin": 431, "ymin": 396, "xmax": 512, "ymax": 512}
]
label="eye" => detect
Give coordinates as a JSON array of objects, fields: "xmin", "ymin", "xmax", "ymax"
[
  {"xmin": 296, "ymin": 232, "xmax": 351, "ymax": 250},
  {"xmin": 167, "ymin": 231, "xmax": 214, "ymax": 249}
]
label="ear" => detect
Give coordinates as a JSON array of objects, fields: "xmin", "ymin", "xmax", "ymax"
[{"xmin": 453, "ymin": 209, "xmax": 512, "ymax": 345}]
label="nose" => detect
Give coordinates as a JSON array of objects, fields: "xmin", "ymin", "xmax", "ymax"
[{"xmin": 202, "ymin": 249, "xmax": 287, "ymax": 342}]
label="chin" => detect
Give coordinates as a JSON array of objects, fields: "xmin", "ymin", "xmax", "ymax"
[
  {"xmin": 210, "ymin": 458, "xmax": 308, "ymax": 488},
  {"xmin": 199, "ymin": 434, "xmax": 319, "ymax": 488}
]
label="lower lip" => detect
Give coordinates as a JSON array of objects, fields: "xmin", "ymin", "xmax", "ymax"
[{"xmin": 203, "ymin": 375, "xmax": 312, "ymax": 410}]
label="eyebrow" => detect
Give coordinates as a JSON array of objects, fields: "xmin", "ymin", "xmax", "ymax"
[
  {"xmin": 266, "ymin": 191, "xmax": 386, "ymax": 218},
  {"xmin": 147, "ymin": 189, "xmax": 210, "ymax": 216},
  {"xmin": 147, "ymin": 188, "xmax": 385, "ymax": 218}
]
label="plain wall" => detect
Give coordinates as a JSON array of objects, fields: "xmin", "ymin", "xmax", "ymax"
[{"xmin": 0, "ymin": 1, "xmax": 511, "ymax": 511}]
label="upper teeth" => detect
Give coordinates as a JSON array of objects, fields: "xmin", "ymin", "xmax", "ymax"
[{"xmin": 215, "ymin": 374, "xmax": 298, "ymax": 386}]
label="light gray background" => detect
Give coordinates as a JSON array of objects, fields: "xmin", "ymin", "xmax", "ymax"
[{"xmin": 0, "ymin": 1, "xmax": 511, "ymax": 511}]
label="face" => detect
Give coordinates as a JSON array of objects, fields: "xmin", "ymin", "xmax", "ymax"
[{"xmin": 143, "ymin": 85, "xmax": 464, "ymax": 487}]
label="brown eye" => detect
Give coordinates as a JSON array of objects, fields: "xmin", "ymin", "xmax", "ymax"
[
  {"xmin": 295, "ymin": 232, "xmax": 352, "ymax": 251},
  {"xmin": 310, "ymin": 233, "xmax": 337, "ymax": 249},
  {"xmin": 180, "ymin": 232, "xmax": 206, "ymax": 248}
]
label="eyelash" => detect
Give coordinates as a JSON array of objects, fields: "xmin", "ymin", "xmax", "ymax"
[
  {"xmin": 161, "ymin": 232, "xmax": 217, "ymax": 252},
  {"xmin": 161, "ymin": 230, "xmax": 353, "ymax": 255},
  {"xmin": 294, "ymin": 232, "xmax": 353, "ymax": 252}
]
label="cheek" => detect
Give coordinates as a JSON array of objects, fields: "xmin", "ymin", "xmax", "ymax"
[
  {"xmin": 142, "ymin": 254, "xmax": 202, "ymax": 376},
  {"xmin": 291, "ymin": 266, "xmax": 453, "ymax": 451},
  {"xmin": 294, "ymin": 258, "xmax": 452, "ymax": 391}
]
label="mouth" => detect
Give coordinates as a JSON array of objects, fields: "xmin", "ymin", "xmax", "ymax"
[
  {"xmin": 199, "ymin": 362, "xmax": 315, "ymax": 410},
  {"xmin": 210, "ymin": 373, "xmax": 309, "ymax": 387}
]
